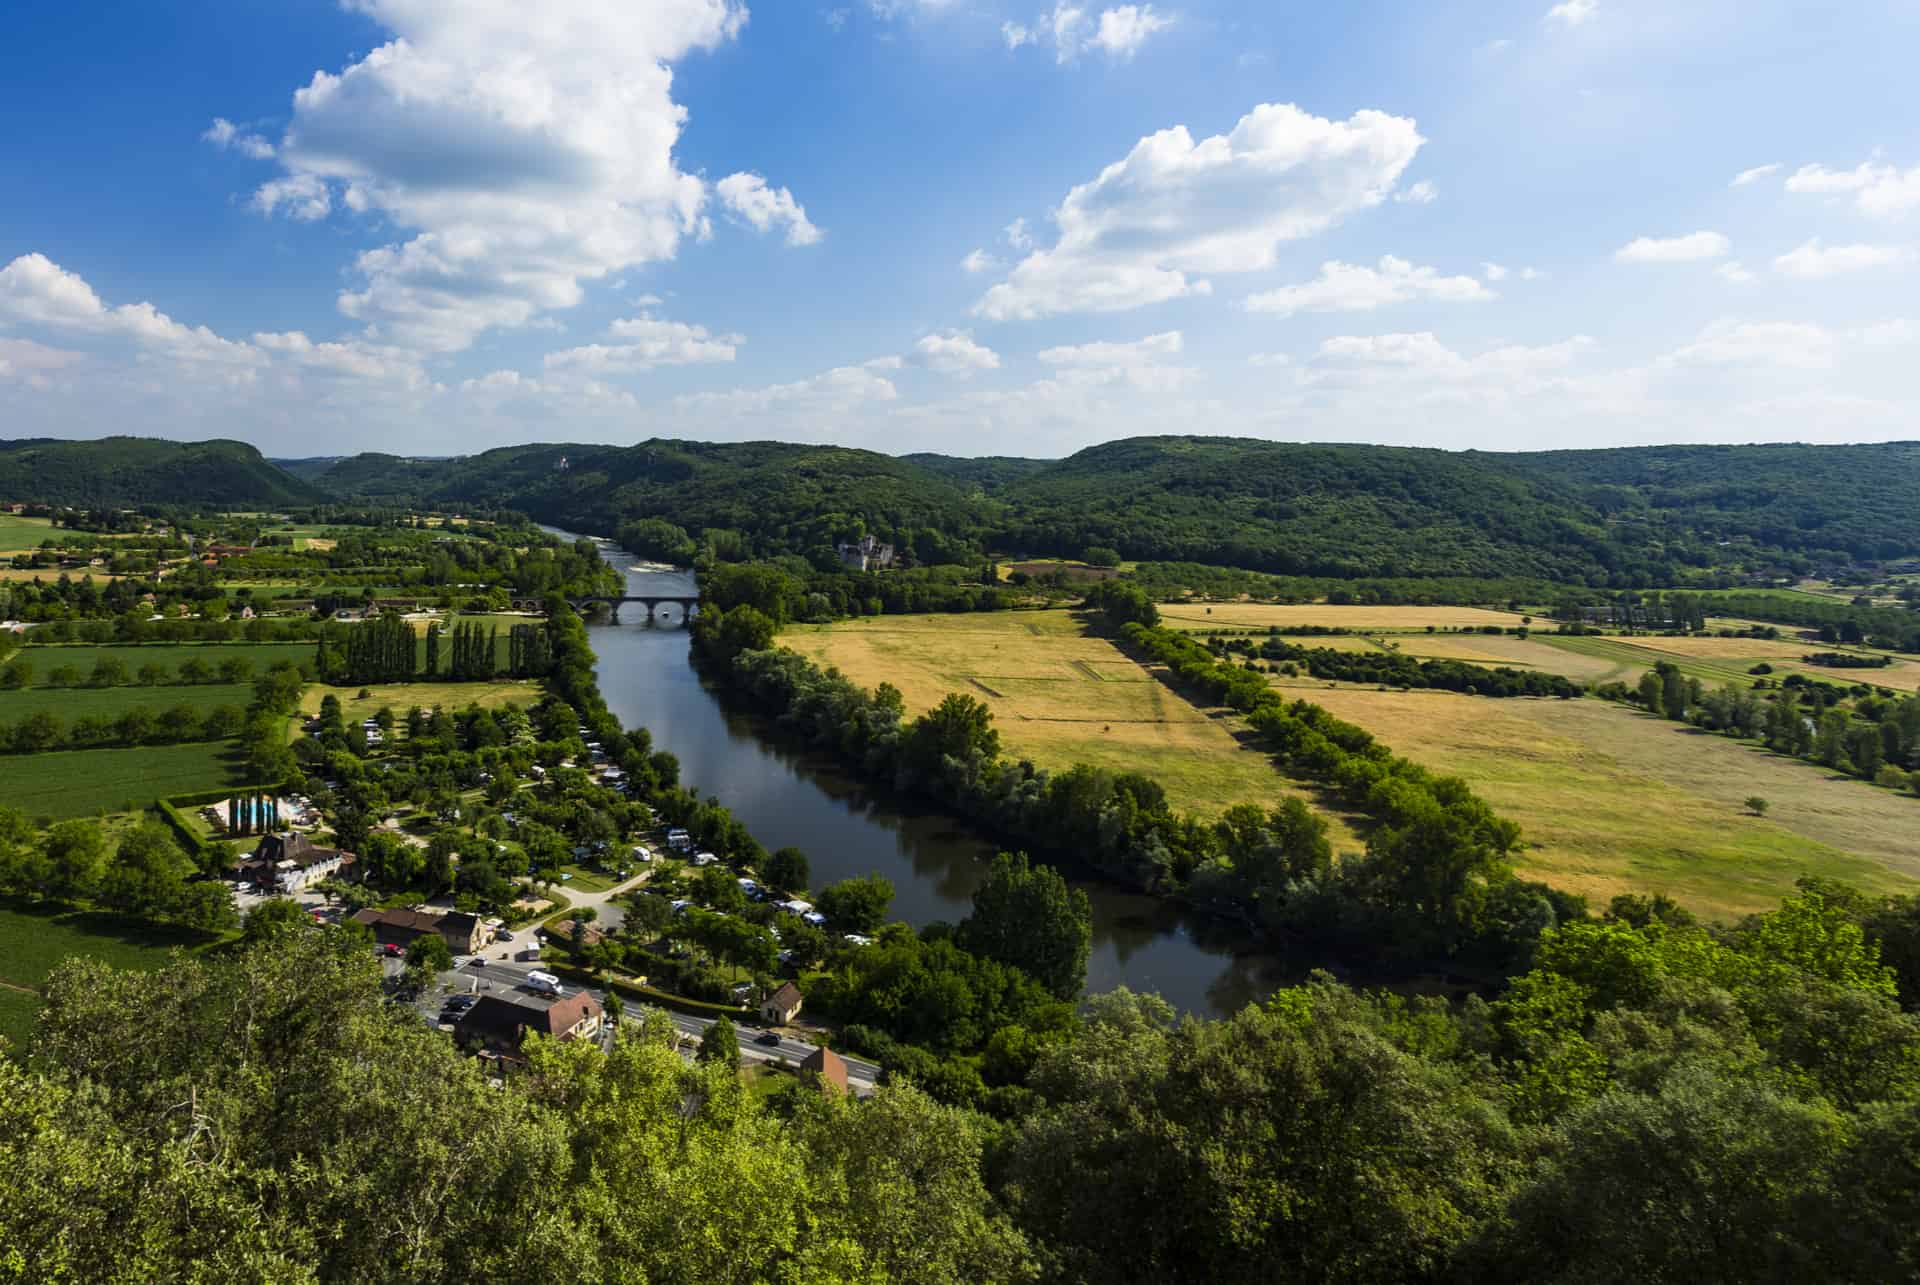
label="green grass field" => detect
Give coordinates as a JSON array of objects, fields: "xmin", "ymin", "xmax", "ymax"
[
  {"xmin": 298, "ymin": 679, "xmax": 542, "ymax": 724},
  {"xmin": 14, "ymin": 642, "xmax": 314, "ymax": 682},
  {"xmin": 0, "ymin": 903, "xmax": 227, "ymax": 1052},
  {"xmin": 0, "ymin": 682, "xmax": 254, "ymax": 719},
  {"xmin": 0, "ymin": 741, "xmax": 251, "ymax": 819},
  {"xmin": 0, "ymin": 514, "xmax": 54, "ymax": 552}
]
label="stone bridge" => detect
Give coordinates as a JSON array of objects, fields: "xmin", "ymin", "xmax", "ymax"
[{"xmin": 569, "ymin": 595, "xmax": 701, "ymax": 625}]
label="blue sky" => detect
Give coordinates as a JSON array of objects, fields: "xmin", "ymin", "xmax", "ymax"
[{"xmin": 3, "ymin": 0, "xmax": 1918, "ymax": 459}]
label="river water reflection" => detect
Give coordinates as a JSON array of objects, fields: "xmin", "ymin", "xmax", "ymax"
[{"xmin": 566, "ymin": 532, "xmax": 1300, "ymax": 1017}]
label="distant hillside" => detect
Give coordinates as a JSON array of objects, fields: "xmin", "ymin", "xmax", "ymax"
[
  {"xmin": 296, "ymin": 434, "xmax": 1920, "ymax": 583},
  {"xmin": 313, "ymin": 440, "xmax": 993, "ymax": 554},
  {"xmin": 1496, "ymin": 442, "xmax": 1920, "ymax": 564},
  {"xmin": 0, "ymin": 437, "xmax": 322, "ymax": 508},
  {"xmin": 992, "ymin": 437, "xmax": 1616, "ymax": 581}
]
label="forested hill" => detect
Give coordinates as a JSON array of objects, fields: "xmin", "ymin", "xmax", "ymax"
[
  {"xmin": 1495, "ymin": 442, "xmax": 1920, "ymax": 563},
  {"xmin": 309, "ymin": 440, "xmax": 996, "ymax": 559},
  {"xmin": 238, "ymin": 434, "xmax": 1920, "ymax": 581},
  {"xmin": 0, "ymin": 437, "xmax": 321, "ymax": 508},
  {"xmin": 986, "ymin": 437, "xmax": 1616, "ymax": 580}
]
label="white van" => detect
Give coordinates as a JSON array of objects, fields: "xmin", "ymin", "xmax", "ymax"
[{"xmin": 525, "ymin": 971, "xmax": 565, "ymax": 996}]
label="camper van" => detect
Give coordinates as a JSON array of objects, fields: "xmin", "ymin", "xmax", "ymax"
[{"xmin": 525, "ymin": 971, "xmax": 565, "ymax": 997}]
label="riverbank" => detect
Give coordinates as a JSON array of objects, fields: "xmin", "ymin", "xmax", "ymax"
[{"xmin": 554, "ymin": 528, "xmax": 1306, "ymax": 1017}]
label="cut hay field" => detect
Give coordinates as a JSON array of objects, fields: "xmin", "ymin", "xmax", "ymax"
[
  {"xmin": 1267, "ymin": 680, "xmax": 1920, "ymax": 918},
  {"xmin": 1157, "ymin": 603, "xmax": 1530, "ymax": 632},
  {"xmin": 0, "ymin": 682, "xmax": 253, "ymax": 720},
  {"xmin": 784, "ymin": 612, "xmax": 1365, "ymax": 840},
  {"xmin": 0, "ymin": 741, "xmax": 251, "ymax": 819},
  {"xmin": 0, "ymin": 566, "xmax": 126, "ymax": 582},
  {"xmin": 299, "ymin": 680, "xmax": 542, "ymax": 725},
  {"xmin": 1536, "ymin": 634, "xmax": 1920, "ymax": 693}
]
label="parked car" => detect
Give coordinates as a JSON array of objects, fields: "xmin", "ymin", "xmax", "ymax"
[
  {"xmin": 497, "ymin": 929, "xmax": 514, "ymax": 942},
  {"xmin": 381, "ymin": 943, "xmax": 405, "ymax": 957}
]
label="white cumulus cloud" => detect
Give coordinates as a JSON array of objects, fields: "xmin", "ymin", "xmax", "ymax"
[
  {"xmin": 1244, "ymin": 256, "xmax": 1492, "ymax": 317},
  {"xmin": 1785, "ymin": 160, "xmax": 1920, "ymax": 219},
  {"xmin": 0, "ymin": 253, "xmax": 261, "ymax": 370},
  {"xmin": 974, "ymin": 102, "xmax": 1424, "ymax": 321},
  {"xmin": 1663, "ymin": 320, "xmax": 1837, "ymax": 370},
  {"xmin": 961, "ymin": 248, "xmax": 1001, "ymax": 275},
  {"xmin": 202, "ymin": 117, "xmax": 275, "ymax": 160},
  {"xmin": 233, "ymin": 0, "xmax": 752, "ymax": 354},
  {"xmin": 1771, "ymin": 239, "xmax": 1909, "ymax": 280},
  {"xmin": 542, "ymin": 313, "xmax": 743, "ymax": 374},
  {"xmin": 1614, "ymin": 231, "xmax": 1732, "ymax": 263},
  {"xmin": 1037, "ymin": 330, "xmax": 1195, "ymax": 390},
  {"xmin": 715, "ymin": 172, "xmax": 824, "ymax": 246},
  {"xmin": 1004, "ymin": 4, "xmax": 1172, "ymax": 63},
  {"xmin": 1394, "ymin": 179, "xmax": 1438, "ymax": 205},
  {"xmin": 911, "ymin": 330, "xmax": 1000, "ymax": 375},
  {"xmin": 1545, "ymin": 0, "xmax": 1597, "ymax": 26}
]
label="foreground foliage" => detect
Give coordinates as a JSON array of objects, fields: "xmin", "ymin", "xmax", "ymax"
[{"xmin": 6, "ymin": 886, "xmax": 1920, "ymax": 1283}]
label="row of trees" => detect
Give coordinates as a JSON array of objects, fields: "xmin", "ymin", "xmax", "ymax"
[
  {"xmin": 0, "ymin": 653, "xmax": 259, "ymax": 690},
  {"xmin": 315, "ymin": 615, "xmax": 554, "ymax": 686},
  {"xmin": 1239, "ymin": 635, "xmax": 1584, "ymax": 698},
  {"xmin": 0, "ymin": 703, "xmax": 245, "ymax": 756},
  {"xmin": 1615, "ymin": 662, "xmax": 1920, "ymax": 793}
]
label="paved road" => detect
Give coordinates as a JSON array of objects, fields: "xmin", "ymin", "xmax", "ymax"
[
  {"xmin": 548, "ymin": 869, "xmax": 651, "ymax": 931},
  {"xmin": 413, "ymin": 956, "xmax": 879, "ymax": 1092}
]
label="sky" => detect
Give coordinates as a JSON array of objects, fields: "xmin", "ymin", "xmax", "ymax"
[{"xmin": 2, "ymin": 0, "xmax": 1919, "ymax": 460}]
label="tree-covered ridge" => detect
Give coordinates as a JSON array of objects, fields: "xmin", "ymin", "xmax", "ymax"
[
  {"xmin": 299, "ymin": 434, "xmax": 1920, "ymax": 583},
  {"xmin": 1499, "ymin": 440, "xmax": 1920, "ymax": 562},
  {"xmin": 991, "ymin": 436, "xmax": 1619, "ymax": 581},
  {"xmin": 0, "ymin": 437, "xmax": 323, "ymax": 508}
]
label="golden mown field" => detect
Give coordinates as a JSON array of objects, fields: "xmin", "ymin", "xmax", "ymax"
[
  {"xmin": 1269, "ymin": 680, "xmax": 1919, "ymax": 918},
  {"xmin": 783, "ymin": 612, "xmax": 1366, "ymax": 843}
]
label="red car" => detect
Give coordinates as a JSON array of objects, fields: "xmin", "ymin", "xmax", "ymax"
[{"xmin": 381, "ymin": 943, "xmax": 405, "ymax": 957}]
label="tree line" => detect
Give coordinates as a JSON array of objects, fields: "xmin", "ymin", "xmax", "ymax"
[
  {"xmin": 313, "ymin": 616, "xmax": 552, "ymax": 686},
  {"xmin": 1605, "ymin": 662, "xmax": 1920, "ymax": 795},
  {"xmin": 0, "ymin": 653, "xmax": 259, "ymax": 689},
  {"xmin": 1235, "ymin": 635, "xmax": 1584, "ymax": 698},
  {"xmin": 0, "ymin": 702, "xmax": 246, "ymax": 757}
]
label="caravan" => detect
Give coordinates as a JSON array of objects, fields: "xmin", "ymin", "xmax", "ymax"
[{"xmin": 524, "ymin": 971, "xmax": 565, "ymax": 997}]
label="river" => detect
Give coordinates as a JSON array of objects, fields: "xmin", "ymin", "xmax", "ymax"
[{"xmin": 561, "ymin": 530, "xmax": 1300, "ymax": 1017}]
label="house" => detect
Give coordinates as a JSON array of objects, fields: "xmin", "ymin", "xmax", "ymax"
[
  {"xmin": 454, "ymin": 988, "xmax": 603, "ymax": 1057},
  {"xmin": 760, "ymin": 981, "xmax": 803, "ymax": 1026},
  {"xmin": 835, "ymin": 534, "xmax": 896, "ymax": 573},
  {"xmin": 245, "ymin": 832, "xmax": 352, "ymax": 893},
  {"xmin": 349, "ymin": 907, "xmax": 491, "ymax": 954},
  {"xmin": 800, "ymin": 1045, "xmax": 848, "ymax": 1095},
  {"xmin": 437, "ymin": 911, "xmax": 491, "ymax": 954}
]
